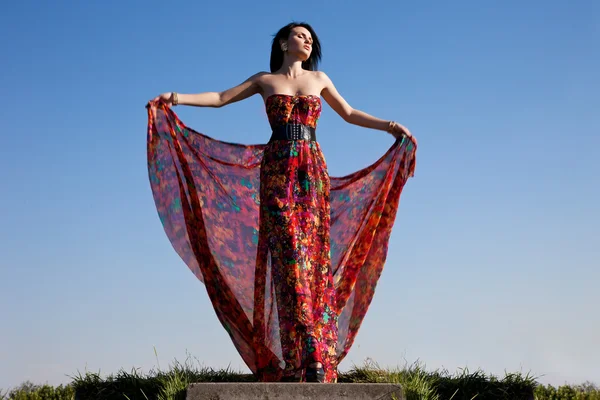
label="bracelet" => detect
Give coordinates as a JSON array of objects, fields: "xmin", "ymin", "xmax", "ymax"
[
  {"xmin": 387, "ymin": 120, "xmax": 396, "ymax": 133},
  {"xmin": 172, "ymin": 92, "xmax": 179, "ymax": 106}
]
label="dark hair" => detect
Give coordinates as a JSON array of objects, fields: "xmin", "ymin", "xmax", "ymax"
[{"xmin": 270, "ymin": 22, "xmax": 322, "ymax": 73}]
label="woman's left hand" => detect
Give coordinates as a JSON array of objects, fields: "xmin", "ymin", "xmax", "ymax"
[{"xmin": 389, "ymin": 122, "xmax": 417, "ymax": 146}]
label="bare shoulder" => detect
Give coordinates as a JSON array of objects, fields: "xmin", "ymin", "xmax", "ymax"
[
  {"xmin": 313, "ymin": 71, "xmax": 334, "ymax": 95},
  {"xmin": 253, "ymin": 71, "xmax": 274, "ymax": 87},
  {"xmin": 314, "ymin": 70, "xmax": 332, "ymax": 83},
  {"xmin": 249, "ymin": 71, "xmax": 270, "ymax": 83},
  {"xmin": 244, "ymin": 71, "xmax": 270, "ymax": 94},
  {"xmin": 314, "ymin": 70, "xmax": 333, "ymax": 91}
]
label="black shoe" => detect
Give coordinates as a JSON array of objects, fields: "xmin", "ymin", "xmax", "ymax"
[
  {"xmin": 280, "ymin": 373, "xmax": 302, "ymax": 382},
  {"xmin": 305, "ymin": 366, "xmax": 325, "ymax": 383}
]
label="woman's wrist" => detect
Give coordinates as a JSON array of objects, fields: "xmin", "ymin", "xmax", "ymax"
[{"xmin": 386, "ymin": 120, "xmax": 396, "ymax": 133}]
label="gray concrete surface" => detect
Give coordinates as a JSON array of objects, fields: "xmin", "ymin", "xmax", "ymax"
[{"xmin": 186, "ymin": 382, "xmax": 404, "ymax": 400}]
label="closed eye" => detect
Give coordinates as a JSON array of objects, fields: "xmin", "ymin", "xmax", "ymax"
[{"xmin": 299, "ymin": 33, "xmax": 313, "ymax": 44}]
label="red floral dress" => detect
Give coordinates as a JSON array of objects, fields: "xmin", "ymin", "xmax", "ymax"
[
  {"xmin": 254, "ymin": 94, "xmax": 337, "ymax": 381},
  {"xmin": 146, "ymin": 94, "xmax": 416, "ymax": 383}
]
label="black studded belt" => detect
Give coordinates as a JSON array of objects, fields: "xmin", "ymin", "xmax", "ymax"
[{"xmin": 270, "ymin": 123, "xmax": 317, "ymax": 141}]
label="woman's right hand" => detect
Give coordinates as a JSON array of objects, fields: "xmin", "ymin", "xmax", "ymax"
[{"xmin": 148, "ymin": 92, "xmax": 175, "ymax": 107}]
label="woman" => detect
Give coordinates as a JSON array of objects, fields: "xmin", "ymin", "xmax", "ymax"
[{"xmin": 146, "ymin": 22, "xmax": 417, "ymax": 383}]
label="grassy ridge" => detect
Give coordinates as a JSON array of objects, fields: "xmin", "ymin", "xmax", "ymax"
[{"xmin": 1, "ymin": 358, "xmax": 598, "ymax": 400}]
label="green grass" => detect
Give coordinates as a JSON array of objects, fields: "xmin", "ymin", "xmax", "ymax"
[{"xmin": 1, "ymin": 355, "xmax": 598, "ymax": 400}]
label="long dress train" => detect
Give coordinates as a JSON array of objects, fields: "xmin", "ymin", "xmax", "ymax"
[{"xmin": 146, "ymin": 95, "xmax": 416, "ymax": 383}]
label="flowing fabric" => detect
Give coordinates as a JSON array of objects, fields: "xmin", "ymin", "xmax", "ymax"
[{"xmin": 146, "ymin": 96, "xmax": 416, "ymax": 383}]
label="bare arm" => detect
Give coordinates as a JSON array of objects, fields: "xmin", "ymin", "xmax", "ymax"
[
  {"xmin": 319, "ymin": 71, "xmax": 390, "ymax": 131},
  {"xmin": 155, "ymin": 72, "xmax": 267, "ymax": 108},
  {"xmin": 319, "ymin": 71, "xmax": 414, "ymax": 142}
]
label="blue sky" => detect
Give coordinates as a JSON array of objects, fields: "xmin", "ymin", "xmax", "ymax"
[{"xmin": 1, "ymin": 0, "xmax": 598, "ymax": 391}]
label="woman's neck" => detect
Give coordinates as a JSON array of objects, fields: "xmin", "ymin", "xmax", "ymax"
[{"xmin": 277, "ymin": 59, "xmax": 306, "ymax": 79}]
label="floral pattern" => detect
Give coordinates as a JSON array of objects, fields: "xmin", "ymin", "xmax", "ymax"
[
  {"xmin": 146, "ymin": 94, "xmax": 416, "ymax": 383},
  {"xmin": 255, "ymin": 94, "xmax": 336, "ymax": 381}
]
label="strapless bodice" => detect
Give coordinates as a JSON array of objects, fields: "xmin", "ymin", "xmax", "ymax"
[{"xmin": 265, "ymin": 94, "xmax": 322, "ymax": 130}]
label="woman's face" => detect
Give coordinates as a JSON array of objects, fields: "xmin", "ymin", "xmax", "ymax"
[{"xmin": 284, "ymin": 26, "xmax": 313, "ymax": 59}]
